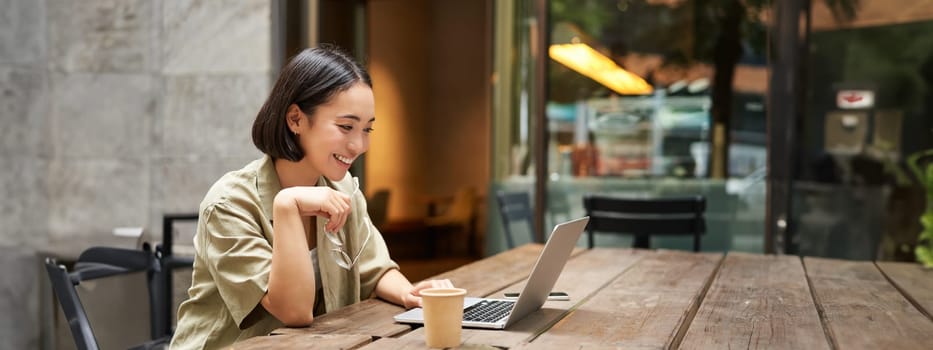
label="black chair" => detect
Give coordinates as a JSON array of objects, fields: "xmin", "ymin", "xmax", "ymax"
[
  {"xmin": 424, "ymin": 187, "xmax": 478, "ymax": 257},
  {"xmin": 367, "ymin": 189, "xmax": 390, "ymax": 230},
  {"xmin": 496, "ymin": 190, "xmax": 538, "ymax": 249},
  {"xmin": 45, "ymin": 246, "xmax": 167, "ymax": 350},
  {"xmin": 46, "ymin": 213, "xmax": 197, "ymax": 350},
  {"xmin": 153, "ymin": 214, "xmax": 198, "ymax": 340},
  {"xmin": 582, "ymin": 195, "xmax": 706, "ymax": 251}
]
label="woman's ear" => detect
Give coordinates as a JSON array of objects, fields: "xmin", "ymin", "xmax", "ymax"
[{"xmin": 286, "ymin": 104, "xmax": 302, "ymax": 134}]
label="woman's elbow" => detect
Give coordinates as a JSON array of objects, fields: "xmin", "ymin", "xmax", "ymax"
[
  {"xmin": 262, "ymin": 296, "xmax": 315, "ymax": 326},
  {"xmin": 278, "ymin": 312, "xmax": 314, "ymax": 327}
]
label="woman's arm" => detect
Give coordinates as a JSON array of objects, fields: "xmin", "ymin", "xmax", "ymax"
[
  {"xmin": 261, "ymin": 189, "xmax": 317, "ymax": 326},
  {"xmin": 261, "ymin": 186, "xmax": 351, "ymax": 326},
  {"xmin": 374, "ymin": 269, "xmax": 453, "ymax": 309}
]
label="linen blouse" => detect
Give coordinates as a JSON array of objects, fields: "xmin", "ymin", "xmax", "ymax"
[{"xmin": 170, "ymin": 156, "xmax": 398, "ymax": 349}]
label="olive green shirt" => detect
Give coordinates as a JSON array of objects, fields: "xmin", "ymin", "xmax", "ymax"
[{"xmin": 170, "ymin": 156, "xmax": 399, "ymax": 350}]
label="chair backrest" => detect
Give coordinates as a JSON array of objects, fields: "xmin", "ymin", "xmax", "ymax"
[
  {"xmin": 582, "ymin": 195, "xmax": 706, "ymax": 251},
  {"xmin": 45, "ymin": 247, "xmax": 161, "ymax": 350},
  {"xmin": 367, "ymin": 189, "xmax": 390, "ymax": 229},
  {"xmin": 155, "ymin": 213, "xmax": 198, "ymax": 340},
  {"xmin": 496, "ymin": 190, "xmax": 538, "ymax": 249},
  {"xmin": 46, "ymin": 212, "xmax": 198, "ymax": 350},
  {"xmin": 45, "ymin": 259, "xmax": 101, "ymax": 350},
  {"xmin": 425, "ymin": 187, "xmax": 476, "ymax": 227},
  {"xmin": 446, "ymin": 187, "xmax": 476, "ymax": 222}
]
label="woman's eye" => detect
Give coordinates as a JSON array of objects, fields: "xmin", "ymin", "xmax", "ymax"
[
  {"xmin": 363, "ymin": 127, "xmax": 374, "ymax": 133},
  {"xmin": 338, "ymin": 125, "xmax": 353, "ymax": 131}
]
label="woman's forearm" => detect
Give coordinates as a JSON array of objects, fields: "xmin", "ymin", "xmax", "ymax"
[
  {"xmin": 263, "ymin": 190, "xmax": 317, "ymax": 326},
  {"xmin": 375, "ymin": 271, "xmax": 455, "ymax": 309},
  {"xmin": 374, "ymin": 268, "xmax": 415, "ymax": 307}
]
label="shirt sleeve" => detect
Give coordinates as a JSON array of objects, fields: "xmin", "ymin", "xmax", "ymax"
[{"xmin": 200, "ymin": 201, "xmax": 273, "ymax": 328}]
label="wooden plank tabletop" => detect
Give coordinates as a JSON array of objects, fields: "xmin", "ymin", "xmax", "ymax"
[
  {"xmin": 229, "ymin": 333, "xmax": 371, "ymax": 349},
  {"xmin": 514, "ymin": 250, "xmax": 723, "ymax": 349},
  {"xmin": 230, "ymin": 247, "xmax": 933, "ymax": 350},
  {"xmin": 270, "ymin": 298, "xmax": 409, "ymax": 338},
  {"xmin": 389, "ymin": 248, "xmax": 650, "ymax": 349},
  {"xmin": 804, "ymin": 257, "xmax": 933, "ymax": 349},
  {"xmin": 680, "ymin": 252, "xmax": 829, "ymax": 350},
  {"xmin": 876, "ymin": 261, "xmax": 933, "ymax": 319},
  {"xmin": 266, "ymin": 244, "xmax": 553, "ymax": 340}
]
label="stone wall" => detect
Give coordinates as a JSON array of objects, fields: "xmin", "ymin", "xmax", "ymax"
[{"xmin": 0, "ymin": 0, "xmax": 273, "ymax": 348}]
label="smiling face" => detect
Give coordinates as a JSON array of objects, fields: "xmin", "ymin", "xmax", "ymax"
[{"xmin": 287, "ymin": 82, "xmax": 375, "ymax": 181}]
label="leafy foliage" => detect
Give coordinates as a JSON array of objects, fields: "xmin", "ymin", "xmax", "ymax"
[{"xmin": 908, "ymin": 149, "xmax": 933, "ymax": 268}]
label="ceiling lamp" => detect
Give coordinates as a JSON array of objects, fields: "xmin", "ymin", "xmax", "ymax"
[{"xmin": 549, "ymin": 22, "xmax": 653, "ymax": 95}]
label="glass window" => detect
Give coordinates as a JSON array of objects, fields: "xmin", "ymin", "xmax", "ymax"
[
  {"xmin": 490, "ymin": 0, "xmax": 771, "ymax": 254},
  {"xmin": 544, "ymin": 0, "xmax": 769, "ymax": 252},
  {"xmin": 791, "ymin": 0, "xmax": 933, "ymax": 260}
]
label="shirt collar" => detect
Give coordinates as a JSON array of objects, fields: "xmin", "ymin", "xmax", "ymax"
[{"xmin": 257, "ymin": 155, "xmax": 282, "ymax": 222}]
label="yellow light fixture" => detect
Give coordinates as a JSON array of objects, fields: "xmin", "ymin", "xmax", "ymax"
[{"xmin": 549, "ymin": 23, "xmax": 653, "ymax": 95}]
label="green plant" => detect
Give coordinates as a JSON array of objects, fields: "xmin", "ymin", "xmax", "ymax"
[{"xmin": 907, "ymin": 149, "xmax": 933, "ymax": 268}]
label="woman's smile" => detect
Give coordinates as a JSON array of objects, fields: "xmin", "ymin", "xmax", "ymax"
[{"xmin": 334, "ymin": 154, "xmax": 354, "ymax": 168}]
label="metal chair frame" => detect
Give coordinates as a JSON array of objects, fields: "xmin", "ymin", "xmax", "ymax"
[
  {"xmin": 45, "ymin": 246, "xmax": 165, "ymax": 350},
  {"xmin": 496, "ymin": 190, "xmax": 539, "ymax": 249},
  {"xmin": 583, "ymin": 195, "xmax": 706, "ymax": 251},
  {"xmin": 45, "ymin": 213, "xmax": 197, "ymax": 350}
]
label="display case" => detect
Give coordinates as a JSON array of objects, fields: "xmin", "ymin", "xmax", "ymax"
[{"xmin": 547, "ymin": 94, "xmax": 712, "ymax": 179}]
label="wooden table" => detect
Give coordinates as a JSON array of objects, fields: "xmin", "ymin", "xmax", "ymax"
[{"xmin": 230, "ymin": 245, "xmax": 933, "ymax": 349}]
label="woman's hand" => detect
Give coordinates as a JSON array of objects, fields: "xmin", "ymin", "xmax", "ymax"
[
  {"xmin": 275, "ymin": 186, "xmax": 352, "ymax": 233},
  {"xmin": 401, "ymin": 279, "xmax": 455, "ymax": 309}
]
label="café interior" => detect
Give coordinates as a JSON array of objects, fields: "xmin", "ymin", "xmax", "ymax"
[{"xmin": 2, "ymin": 0, "xmax": 932, "ymax": 348}]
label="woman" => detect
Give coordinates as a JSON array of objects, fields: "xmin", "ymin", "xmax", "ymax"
[{"xmin": 171, "ymin": 45, "xmax": 453, "ymax": 349}]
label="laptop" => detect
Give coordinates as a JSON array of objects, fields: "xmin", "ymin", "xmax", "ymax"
[{"xmin": 394, "ymin": 216, "xmax": 589, "ymax": 329}]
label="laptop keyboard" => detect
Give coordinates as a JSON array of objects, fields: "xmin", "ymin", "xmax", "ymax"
[{"xmin": 463, "ymin": 300, "xmax": 515, "ymax": 323}]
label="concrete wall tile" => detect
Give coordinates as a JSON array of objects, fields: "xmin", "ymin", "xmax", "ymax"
[
  {"xmin": 0, "ymin": 246, "xmax": 40, "ymax": 350},
  {"xmin": 2, "ymin": 0, "xmax": 276, "ymax": 345},
  {"xmin": 50, "ymin": 73, "xmax": 156, "ymax": 158},
  {"xmin": 147, "ymin": 155, "xmax": 259, "ymax": 243},
  {"xmin": 0, "ymin": 157, "xmax": 49, "ymax": 246},
  {"xmin": 162, "ymin": 0, "xmax": 270, "ymax": 74},
  {"xmin": 0, "ymin": 0, "xmax": 46, "ymax": 64},
  {"xmin": 0, "ymin": 65, "xmax": 49, "ymax": 157},
  {"xmin": 47, "ymin": 0, "xmax": 155, "ymax": 73},
  {"xmin": 46, "ymin": 158, "xmax": 150, "ymax": 250},
  {"xmin": 160, "ymin": 74, "xmax": 269, "ymax": 157}
]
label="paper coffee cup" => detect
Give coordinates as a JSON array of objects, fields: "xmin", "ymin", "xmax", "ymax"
[{"xmin": 421, "ymin": 287, "xmax": 467, "ymax": 348}]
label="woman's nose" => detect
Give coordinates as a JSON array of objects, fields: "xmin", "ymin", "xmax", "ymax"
[{"xmin": 348, "ymin": 133, "xmax": 368, "ymax": 154}]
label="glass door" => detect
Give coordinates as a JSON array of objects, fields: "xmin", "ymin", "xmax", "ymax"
[{"xmin": 789, "ymin": 0, "xmax": 933, "ymax": 261}]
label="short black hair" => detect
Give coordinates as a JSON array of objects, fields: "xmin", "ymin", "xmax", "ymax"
[{"xmin": 252, "ymin": 44, "xmax": 372, "ymax": 161}]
